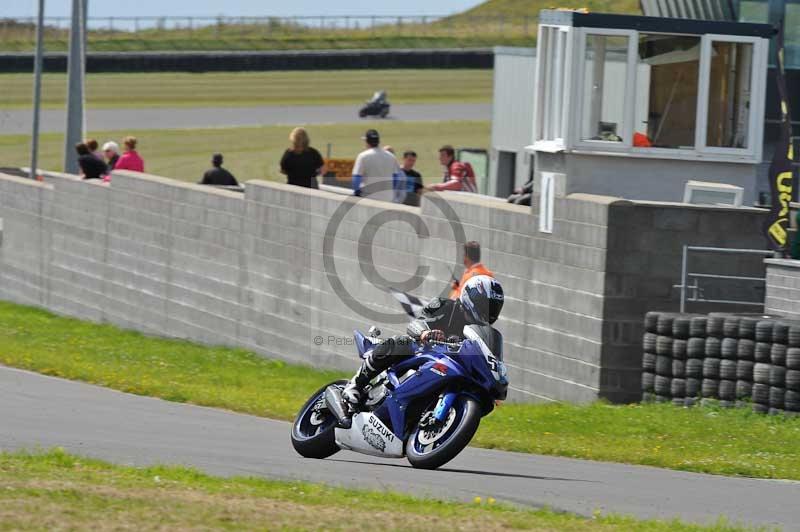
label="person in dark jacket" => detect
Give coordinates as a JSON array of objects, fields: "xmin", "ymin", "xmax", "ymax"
[
  {"xmin": 280, "ymin": 127, "xmax": 325, "ymax": 189},
  {"xmin": 507, "ymin": 176, "xmax": 533, "ymax": 206},
  {"xmin": 200, "ymin": 153, "xmax": 239, "ymax": 186},
  {"xmin": 401, "ymin": 150, "xmax": 423, "ymax": 206},
  {"xmin": 75, "ymin": 142, "xmax": 107, "ymax": 180}
]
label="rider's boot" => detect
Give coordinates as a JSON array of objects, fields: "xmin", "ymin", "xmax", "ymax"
[{"xmin": 342, "ymin": 337, "xmax": 401, "ymax": 405}]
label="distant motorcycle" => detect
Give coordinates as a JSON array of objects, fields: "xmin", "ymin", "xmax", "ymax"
[
  {"xmin": 290, "ymin": 325, "xmax": 508, "ymax": 470},
  {"xmin": 359, "ymin": 90, "xmax": 391, "ymax": 119}
]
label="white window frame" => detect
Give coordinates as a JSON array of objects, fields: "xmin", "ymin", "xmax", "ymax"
[
  {"xmin": 695, "ymin": 34, "xmax": 767, "ymax": 161},
  {"xmin": 557, "ymin": 29, "xmax": 768, "ymax": 164},
  {"xmin": 571, "ymin": 28, "xmax": 638, "ymax": 153},
  {"xmin": 532, "ymin": 24, "xmax": 573, "ymax": 152}
]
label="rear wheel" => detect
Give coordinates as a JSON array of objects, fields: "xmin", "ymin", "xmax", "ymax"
[
  {"xmin": 406, "ymin": 396, "xmax": 481, "ymax": 470},
  {"xmin": 290, "ymin": 380, "xmax": 347, "ymax": 459}
]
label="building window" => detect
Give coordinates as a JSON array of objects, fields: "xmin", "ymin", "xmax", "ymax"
[
  {"xmin": 706, "ymin": 41, "xmax": 754, "ymax": 149},
  {"xmin": 636, "ymin": 34, "xmax": 702, "ymax": 149},
  {"xmin": 534, "ymin": 25, "xmax": 570, "ymax": 146},
  {"xmin": 579, "ymin": 34, "xmax": 630, "ymax": 143}
]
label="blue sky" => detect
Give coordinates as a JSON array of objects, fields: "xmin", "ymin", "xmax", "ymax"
[{"xmin": 8, "ymin": 0, "xmax": 484, "ymax": 18}]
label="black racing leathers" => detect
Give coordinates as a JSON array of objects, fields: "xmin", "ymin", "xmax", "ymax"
[{"xmin": 350, "ymin": 298, "xmax": 469, "ymax": 390}]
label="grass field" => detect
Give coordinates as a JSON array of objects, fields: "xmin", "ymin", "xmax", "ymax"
[
  {"xmin": 0, "ymin": 70, "xmax": 493, "ymax": 110},
  {"xmin": 0, "ymin": 0, "xmax": 641, "ymax": 52},
  {"xmin": 0, "ymin": 120, "xmax": 490, "ymax": 183},
  {"xmin": 0, "ymin": 450, "xmax": 747, "ymax": 531},
  {"xmin": 2, "ymin": 300, "xmax": 800, "ymax": 481}
]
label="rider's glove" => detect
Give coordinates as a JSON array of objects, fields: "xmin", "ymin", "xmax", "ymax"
[{"xmin": 420, "ymin": 329, "xmax": 445, "ymax": 343}]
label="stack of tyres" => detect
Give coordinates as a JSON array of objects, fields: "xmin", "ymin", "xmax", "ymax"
[
  {"xmin": 752, "ymin": 319, "xmax": 774, "ymax": 413},
  {"xmin": 671, "ymin": 315, "xmax": 691, "ymax": 406},
  {"xmin": 702, "ymin": 315, "xmax": 726, "ymax": 407},
  {"xmin": 685, "ymin": 316, "xmax": 706, "ymax": 407},
  {"xmin": 642, "ymin": 312, "xmax": 658, "ymax": 403},
  {"xmin": 655, "ymin": 313, "xmax": 677, "ymax": 403},
  {"xmin": 641, "ymin": 312, "xmax": 800, "ymax": 416},
  {"xmin": 769, "ymin": 322, "xmax": 788, "ymax": 414},
  {"xmin": 786, "ymin": 331, "xmax": 800, "ymax": 415}
]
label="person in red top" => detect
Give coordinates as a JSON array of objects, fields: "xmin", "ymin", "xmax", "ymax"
[
  {"xmin": 449, "ymin": 241, "xmax": 494, "ymax": 299},
  {"xmin": 114, "ymin": 136, "xmax": 145, "ymax": 173},
  {"xmin": 426, "ymin": 144, "xmax": 477, "ymax": 193}
]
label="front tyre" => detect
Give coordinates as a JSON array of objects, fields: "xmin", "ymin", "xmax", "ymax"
[
  {"xmin": 290, "ymin": 380, "xmax": 347, "ymax": 459},
  {"xmin": 406, "ymin": 396, "xmax": 481, "ymax": 470}
]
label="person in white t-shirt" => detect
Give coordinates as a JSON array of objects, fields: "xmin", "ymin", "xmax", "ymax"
[{"xmin": 352, "ymin": 129, "xmax": 403, "ymax": 203}]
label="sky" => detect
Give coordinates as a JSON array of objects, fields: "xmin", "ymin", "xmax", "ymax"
[{"xmin": 6, "ymin": 0, "xmax": 485, "ymax": 18}]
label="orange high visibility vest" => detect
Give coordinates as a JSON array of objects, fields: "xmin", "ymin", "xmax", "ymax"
[{"xmin": 449, "ymin": 263, "xmax": 494, "ymax": 299}]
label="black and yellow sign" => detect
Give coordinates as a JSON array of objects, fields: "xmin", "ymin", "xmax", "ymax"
[{"xmin": 764, "ymin": 21, "xmax": 795, "ymax": 251}]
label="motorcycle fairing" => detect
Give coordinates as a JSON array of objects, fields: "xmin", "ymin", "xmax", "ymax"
[
  {"xmin": 334, "ymin": 412, "xmax": 404, "ymax": 458},
  {"xmin": 369, "ymin": 341, "xmax": 495, "ymax": 441}
]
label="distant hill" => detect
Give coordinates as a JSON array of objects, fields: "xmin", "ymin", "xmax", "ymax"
[{"xmin": 449, "ymin": 0, "xmax": 641, "ymax": 20}]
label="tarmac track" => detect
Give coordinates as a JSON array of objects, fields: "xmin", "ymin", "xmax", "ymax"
[
  {"xmin": 0, "ymin": 103, "xmax": 491, "ymax": 135},
  {"xmin": 2, "ymin": 366, "xmax": 799, "ymax": 528}
]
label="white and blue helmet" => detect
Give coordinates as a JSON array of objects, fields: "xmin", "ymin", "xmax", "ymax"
[{"xmin": 460, "ymin": 275, "xmax": 504, "ymax": 325}]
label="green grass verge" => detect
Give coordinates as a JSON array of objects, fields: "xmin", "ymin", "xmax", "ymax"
[
  {"xmin": 0, "ymin": 449, "xmax": 754, "ymax": 531},
  {"xmin": 0, "ymin": 120, "xmax": 490, "ymax": 184},
  {"xmin": 0, "ymin": 70, "xmax": 492, "ymax": 110},
  {"xmin": 1, "ymin": 300, "xmax": 800, "ymax": 481}
]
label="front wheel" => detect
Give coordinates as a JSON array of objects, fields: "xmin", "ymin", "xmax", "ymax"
[
  {"xmin": 290, "ymin": 380, "xmax": 347, "ymax": 459},
  {"xmin": 406, "ymin": 396, "xmax": 481, "ymax": 470}
]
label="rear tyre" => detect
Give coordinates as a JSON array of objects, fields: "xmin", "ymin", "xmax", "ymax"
[
  {"xmin": 406, "ymin": 396, "xmax": 481, "ymax": 470},
  {"xmin": 290, "ymin": 380, "xmax": 347, "ymax": 459}
]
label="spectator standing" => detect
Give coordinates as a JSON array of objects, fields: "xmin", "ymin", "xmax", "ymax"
[
  {"xmin": 280, "ymin": 127, "xmax": 325, "ymax": 189},
  {"xmin": 449, "ymin": 241, "xmax": 494, "ymax": 299},
  {"xmin": 352, "ymin": 129, "xmax": 402, "ymax": 202},
  {"xmin": 427, "ymin": 144, "xmax": 477, "ymax": 193},
  {"xmin": 401, "ymin": 150, "xmax": 423, "ymax": 207},
  {"xmin": 200, "ymin": 153, "xmax": 239, "ymax": 186},
  {"xmin": 102, "ymin": 141, "xmax": 120, "ymax": 171},
  {"xmin": 75, "ymin": 142, "xmax": 107, "ymax": 180},
  {"xmin": 115, "ymin": 136, "xmax": 145, "ymax": 173}
]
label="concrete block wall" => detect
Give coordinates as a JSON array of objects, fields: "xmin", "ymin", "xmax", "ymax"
[
  {"xmin": 765, "ymin": 259, "xmax": 800, "ymax": 319},
  {"xmin": 603, "ymin": 201, "xmax": 769, "ymax": 401},
  {"xmin": 423, "ymin": 192, "xmax": 611, "ymax": 403},
  {"xmin": 0, "ymin": 170, "xmax": 773, "ymax": 403}
]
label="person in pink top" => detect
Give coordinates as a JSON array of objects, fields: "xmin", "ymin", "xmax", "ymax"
[{"xmin": 114, "ymin": 136, "xmax": 145, "ymax": 172}]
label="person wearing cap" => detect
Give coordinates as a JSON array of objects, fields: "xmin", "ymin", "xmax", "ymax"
[
  {"xmin": 102, "ymin": 141, "xmax": 120, "ymax": 171},
  {"xmin": 352, "ymin": 129, "xmax": 403, "ymax": 202},
  {"xmin": 200, "ymin": 153, "xmax": 239, "ymax": 187}
]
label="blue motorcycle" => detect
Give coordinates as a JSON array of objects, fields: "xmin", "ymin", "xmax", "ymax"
[{"xmin": 291, "ymin": 325, "xmax": 508, "ymax": 469}]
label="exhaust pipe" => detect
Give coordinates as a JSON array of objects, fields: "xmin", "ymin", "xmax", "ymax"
[{"xmin": 324, "ymin": 385, "xmax": 352, "ymax": 429}]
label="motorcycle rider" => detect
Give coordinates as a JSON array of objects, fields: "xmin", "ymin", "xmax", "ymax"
[{"xmin": 342, "ymin": 275, "xmax": 504, "ymax": 404}]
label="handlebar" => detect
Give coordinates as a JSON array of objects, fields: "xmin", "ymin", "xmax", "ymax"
[{"xmin": 426, "ymin": 339, "xmax": 463, "ymax": 349}]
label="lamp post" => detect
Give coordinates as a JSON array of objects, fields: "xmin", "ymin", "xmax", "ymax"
[
  {"xmin": 29, "ymin": 0, "xmax": 45, "ymax": 180},
  {"xmin": 63, "ymin": 0, "xmax": 87, "ymax": 174}
]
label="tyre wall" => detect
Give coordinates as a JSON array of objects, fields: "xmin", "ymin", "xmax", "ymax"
[
  {"xmin": 641, "ymin": 312, "xmax": 800, "ymax": 415},
  {"xmin": 0, "ymin": 49, "xmax": 494, "ymax": 74}
]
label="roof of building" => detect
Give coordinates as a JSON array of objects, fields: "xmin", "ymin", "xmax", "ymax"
[{"xmin": 539, "ymin": 9, "xmax": 775, "ymax": 38}]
